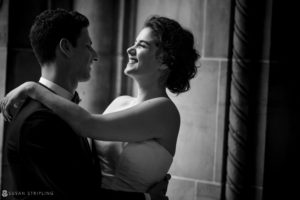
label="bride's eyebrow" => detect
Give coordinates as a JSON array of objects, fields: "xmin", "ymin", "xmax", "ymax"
[
  {"xmin": 135, "ymin": 40, "xmax": 153, "ymax": 47},
  {"xmin": 139, "ymin": 40, "xmax": 151, "ymax": 45}
]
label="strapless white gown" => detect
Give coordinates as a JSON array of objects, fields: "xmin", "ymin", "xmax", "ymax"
[{"xmin": 94, "ymin": 139, "xmax": 173, "ymax": 192}]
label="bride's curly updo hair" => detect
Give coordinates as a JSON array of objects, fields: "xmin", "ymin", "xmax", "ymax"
[{"xmin": 144, "ymin": 16, "xmax": 200, "ymax": 94}]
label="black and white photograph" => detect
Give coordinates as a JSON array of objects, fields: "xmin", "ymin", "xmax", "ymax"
[{"xmin": 0, "ymin": 0, "xmax": 298, "ymax": 200}]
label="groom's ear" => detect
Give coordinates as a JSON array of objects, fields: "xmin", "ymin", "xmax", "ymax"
[{"xmin": 59, "ymin": 38, "xmax": 73, "ymax": 57}]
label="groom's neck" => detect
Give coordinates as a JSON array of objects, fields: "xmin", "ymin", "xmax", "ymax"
[{"xmin": 41, "ymin": 66, "xmax": 78, "ymax": 94}]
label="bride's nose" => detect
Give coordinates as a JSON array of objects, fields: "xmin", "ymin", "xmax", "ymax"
[{"xmin": 127, "ymin": 46, "xmax": 136, "ymax": 56}]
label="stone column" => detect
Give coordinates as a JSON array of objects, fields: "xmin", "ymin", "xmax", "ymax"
[
  {"xmin": 74, "ymin": 0, "xmax": 118, "ymax": 113},
  {"xmin": 0, "ymin": 0, "xmax": 9, "ymax": 187},
  {"xmin": 112, "ymin": 0, "xmax": 137, "ymax": 98},
  {"xmin": 73, "ymin": 0, "xmax": 137, "ymax": 113},
  {"xmin": 225, "ymin": 0, "xmax": 261, "ymax": 199}
]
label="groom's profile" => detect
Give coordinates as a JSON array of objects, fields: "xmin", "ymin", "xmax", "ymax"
[{"xmin": 1, "ymin": 8, "xmax": 156, "ymax": 200}]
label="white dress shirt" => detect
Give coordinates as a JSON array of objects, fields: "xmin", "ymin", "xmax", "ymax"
[{"xmin": 39, "ymin": 77, "xmax": 73, "ymax": 100}]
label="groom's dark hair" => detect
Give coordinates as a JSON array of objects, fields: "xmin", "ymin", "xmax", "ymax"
[{"xmin": 29, "ymin": 8, "xmax": 89, "ymax": 65}]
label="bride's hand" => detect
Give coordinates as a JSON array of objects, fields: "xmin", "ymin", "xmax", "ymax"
[{"xmin": 0, "ymin": 82, "xmax": 35, "ymax": 121}]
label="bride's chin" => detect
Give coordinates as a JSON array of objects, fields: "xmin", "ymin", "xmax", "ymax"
[{"xmin": 124, "ymin": 66, "xmax": 135, "ymax": 75}]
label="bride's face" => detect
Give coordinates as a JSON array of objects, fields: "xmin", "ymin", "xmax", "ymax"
[{"xmin": 124, "ymin": 27, "xmax": 165, "ymax": 80}]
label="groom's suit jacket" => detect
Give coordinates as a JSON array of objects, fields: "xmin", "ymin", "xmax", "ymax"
[{"xmin": 2, "ymin": 87, "xmax": 145, "ymax": 200}]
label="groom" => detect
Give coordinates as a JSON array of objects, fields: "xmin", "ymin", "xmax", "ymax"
[{"xmin": 1, "ymin": 9, "xmax": 167, "ymax": 200}]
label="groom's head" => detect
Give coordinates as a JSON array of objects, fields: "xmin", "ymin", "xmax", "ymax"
[{"xmin": 29, "ymin": 8, "xmax": 98, "ymax": 82}]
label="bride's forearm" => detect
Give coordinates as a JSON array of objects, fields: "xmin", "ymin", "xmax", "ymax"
[
  {"xmin": 24, "ymin": 83, "xmax": 170, "ymax": 142},
  {"xmin": 28, "ymin": 83, "xmax": 93, "ymax": 138}
]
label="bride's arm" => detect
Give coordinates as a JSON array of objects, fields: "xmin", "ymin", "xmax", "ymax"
[
  {"xmin": 78, "ymin": 97, "xmax": 179, "ymax": 142},
  {"xmin": 5, "ymin": 82, "xmax": 180, "ymax": 142}
]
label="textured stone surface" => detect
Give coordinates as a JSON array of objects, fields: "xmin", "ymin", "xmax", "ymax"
[
  {"xmin": 166, "ymin": 177, "xmax": 196, "ymax": 200},
  {"xmin": 205, "ymin": 0, "xmax": 231, "ymax": 58},
  {"xmin": 215, "ymin": 61, "xmax": 228, "ymax": 182},
  {"xmin": 196, "ymin": 182, "xmax": 221, "ymax": 200},
  {"xmin": 169, "ymin": 60, "xmax": 219, "ymax": 180}
]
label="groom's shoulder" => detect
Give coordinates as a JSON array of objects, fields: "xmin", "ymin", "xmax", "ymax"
[
  {"xmin": 12, "ymin": 98, "xmax": 74, "ymax": 138},
  {"xmin": 13, "ymin": 98, "xmax": 61, "ymax": 127},
  {"xmin": 6, "ymin": 98, "xmax": 64, "ymax": 139},
  {"xmin": 19, "ymin": 98, "xmax": 54, "ymax": 118}
]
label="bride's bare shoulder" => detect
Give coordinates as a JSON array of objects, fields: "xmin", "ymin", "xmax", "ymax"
[
  {"xmin": 113, "ymin": 95, "xmax": 135, "ymax": 106},
  {"xmin": 104, "ymin": 95, "xmax": 135, "ymax": 113}
]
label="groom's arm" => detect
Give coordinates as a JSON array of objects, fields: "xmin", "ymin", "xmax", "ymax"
[
  {"xmin": 100, "ymin": 189, "xmax": 167, "ymax": 200},
  {"xmin": 100, "ymin": 188, "xmax": 147, "ymax": 200},
  {"xmin": 99, "ymin": 174, "xmax": 171, "ymax": 200}
]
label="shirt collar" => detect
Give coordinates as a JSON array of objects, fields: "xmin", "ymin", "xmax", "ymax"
[{"xmin": 39, "ymin": 77, "xmax": 73, "ymax": 100}]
